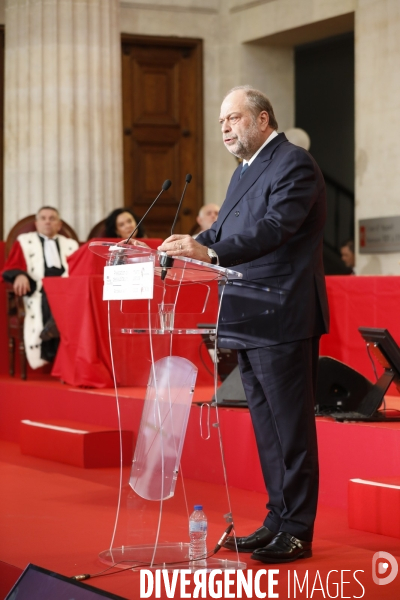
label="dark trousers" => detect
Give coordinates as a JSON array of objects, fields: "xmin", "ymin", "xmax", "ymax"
[
  {"xmin": 237, "ymin": 336, "xmax": 320, "ymax": 542},
  {"xmin": 40, "ymin": 289, "xmax": 59, "ymax": 362}
]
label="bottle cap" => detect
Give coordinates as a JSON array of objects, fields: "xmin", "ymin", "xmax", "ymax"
[{"xmin": 194, "ymin": 505, "xmax": 203, "ymax": 510}]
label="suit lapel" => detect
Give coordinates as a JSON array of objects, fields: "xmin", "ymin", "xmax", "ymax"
[{"xmin": 215, "ymin": 133, "xmax": 287, "ymax": 238}]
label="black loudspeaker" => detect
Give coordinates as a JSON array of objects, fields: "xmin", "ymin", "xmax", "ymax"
[
  {"xmin": 315, "ymin": 356, "xmax": 374, "ymax": 415},
  {"xmin": 213, "ymin": 365, "xmax": 248, "ymax": 408},
  {"xmin": 6, "ymin": 563, "xmax": 125, "ymax": 599},
  {"xmin": 209, "ymin": 356, "xmax": 374, "ymax": 414}
]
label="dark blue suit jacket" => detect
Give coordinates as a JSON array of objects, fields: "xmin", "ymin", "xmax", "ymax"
[{"xmin": 197, "ymin": 133, "xmax": 329, "ymax": 349}]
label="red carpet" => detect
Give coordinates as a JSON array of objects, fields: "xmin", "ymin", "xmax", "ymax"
[
  {"xmin": 1, "ymin": 439, "xmax": 400, "ymax": 599},
  {"xmin": 1, "ymin": 371, "xmax": 400, "ymax": 598},
  {"xmin": 2, "ymin": 248, "xmax": 400, "ymax": 598}
]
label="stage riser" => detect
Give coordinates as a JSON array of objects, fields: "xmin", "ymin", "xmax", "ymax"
[
  {"xmin": 20, "ymin": 419, "xmax": 134, "ymax": 468},
  {"xmin": 1, "ymin": 378, "xmax": 400, "ymax": 510},
  {"xmin": 317, "ymin": 419, "xmax": 400, "ymax": 509},
  {"xmin": 348, "ymin": 479, "xmax": 400, "ymax": 539},
  {"xmin": 0, "ymin": 379, "xmax": 144, "ymax": 443}
]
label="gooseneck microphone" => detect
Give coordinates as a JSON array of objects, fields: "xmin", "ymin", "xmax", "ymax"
[
  {"xmin": 159, "ymin": 174, "xmax": 192, "ymax": 281},
  {"xmin": 125, "ymin": 179, "xmax": 172, "ymax": 244},
  {"xmin": 170, "ymin": 173, "xmax": 192, "ymax": 236}
]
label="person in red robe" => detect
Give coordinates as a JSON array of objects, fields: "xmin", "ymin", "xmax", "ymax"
[{"xmin": 2, "ymin": 206, "xmax": 79, "ymax": 368}]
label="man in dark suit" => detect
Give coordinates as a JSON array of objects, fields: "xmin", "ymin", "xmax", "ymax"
[{"xmin": 158, "ymin": 85, "xmax": 329, "ymax": 563}]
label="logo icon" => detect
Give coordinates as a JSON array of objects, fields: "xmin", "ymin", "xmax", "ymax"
[{"xmin": 372, "ymin": 551, "xmax": 398, "ymax": 585}]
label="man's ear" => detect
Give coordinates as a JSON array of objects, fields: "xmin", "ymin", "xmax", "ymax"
[{"xmin": 259, "ymin": 110, "xmax": 270, "ymax": 131}]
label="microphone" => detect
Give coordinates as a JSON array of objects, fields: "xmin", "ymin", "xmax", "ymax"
[
  {"xmin": 170, "ymin": 173, "xmax": 192, "ymax": 236},
  {"xmin": 159, "ymin": 174, "xmax": 192, "ymax": 281},
  {"xmin": 213, "ymin": 523, "xmax": 234, "ymax": 554},
  {"xmin": 125, "ymin": 179, "xmax": 172, "ymax": 244}
]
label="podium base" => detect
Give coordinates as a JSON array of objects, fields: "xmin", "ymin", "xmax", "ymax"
[{"xmin": 99, "ymin": 543, "xmax": 246, "ymax": 572}]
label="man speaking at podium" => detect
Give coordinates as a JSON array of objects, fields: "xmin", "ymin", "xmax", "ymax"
[{"xmin": 158, "ymin": 85, "xmax": 329, "ymax": 563}]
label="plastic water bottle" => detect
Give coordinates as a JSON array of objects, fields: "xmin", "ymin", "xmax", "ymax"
[{"xmin": 189, "ymin": 505, "xmax": 207, "ymax": 561}]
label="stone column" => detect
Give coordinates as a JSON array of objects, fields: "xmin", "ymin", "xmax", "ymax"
[{"xmin": 4, "ymin": 0, "xmax": 123, "ymax": 241}]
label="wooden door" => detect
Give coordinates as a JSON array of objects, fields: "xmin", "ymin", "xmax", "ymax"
[{"xmin": 121, "ymin": 35, "xmax": 203, "ymax": 239}]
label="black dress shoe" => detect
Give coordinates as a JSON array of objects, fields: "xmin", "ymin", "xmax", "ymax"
[
  {"xmin": 251, "ymin": 531, "xmax": 312, "ymax": 563},
  {"xmin": 223, "ymin": 526, "xmax": 276, "ymax": 553},
  {"xmin": 40, "ymin": 316, "xmax": 60, "ymax": 341}
]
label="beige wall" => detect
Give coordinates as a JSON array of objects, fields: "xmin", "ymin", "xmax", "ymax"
[
  {"xmin": 230, "ymin": 0, "xmax": 356, "ymax": 44},
  {"xmin": 120, "ymin": 0, "xmax": 400, "ymax": 274},
  {"xmin": 2, "ymin": 0, "xmax": 400, "ymax": 274},
  {"xmin": 355, "ymin": 0, "xmax": 400, "ymax": 275}
]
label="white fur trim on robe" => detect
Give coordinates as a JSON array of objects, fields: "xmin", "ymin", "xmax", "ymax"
[{"xmin": 17, "ymin": 232, "xmax": 79, "ymax": 369}]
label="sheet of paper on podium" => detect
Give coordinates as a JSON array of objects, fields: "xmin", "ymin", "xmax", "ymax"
[{"xmin": 103, "ymin": 262, "xmax": 154, "ymax": 300}]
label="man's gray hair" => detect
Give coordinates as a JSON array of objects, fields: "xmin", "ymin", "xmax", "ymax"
[
  {"xmin": 225, "ymin": 85, "xmax": 278, "ymax": 130},
  {"xmin": 36, "ymin": 206, "xmax": 60, "ymax": 219}
]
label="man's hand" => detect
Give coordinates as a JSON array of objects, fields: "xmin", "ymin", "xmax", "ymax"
[
  {"xmin": 13, "ymin": 274, "xmax": 30, "ymax": 296},
  {"xmin": 158, "ymin": 234, "xmax": 211, "ymax": 263}
]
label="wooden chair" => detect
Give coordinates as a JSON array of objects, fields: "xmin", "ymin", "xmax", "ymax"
[
  {"xmin": 4, "ymin": 214, "xmax": 79, "ymax": 379},
  {"xmin": 87, "ymin": 219, "xmax": 106, "ymax": 240}
]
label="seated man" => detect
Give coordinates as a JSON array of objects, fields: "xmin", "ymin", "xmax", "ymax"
[
  {"xmin": 192, "ymin": 203, "xmax": 220, "ymax": 239},
  {"xmin": 1, "ymin": 206, "xmax": 79, "ymax": 369}
]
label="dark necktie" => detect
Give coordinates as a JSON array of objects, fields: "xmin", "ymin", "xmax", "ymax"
[{"xmin": 240, "ymin": 162, "xmax": 249, "ymax": 179}]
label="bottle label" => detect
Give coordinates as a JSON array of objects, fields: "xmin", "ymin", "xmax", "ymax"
[{"xmin": 189, "ymin": 522, "xmax": 207, "ymax": 533}]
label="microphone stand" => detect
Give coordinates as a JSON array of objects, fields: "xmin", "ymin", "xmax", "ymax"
[
  {"xmin": 125, "ymin": 179, "xmax": 172, "ymax": 244},
  {"xmin": 160, "ymin": 174, "xmax": 192, "ymax": 281},
  {"xmin": 108, "ymin": 180, "xmax": 172, "ymax": 266}
]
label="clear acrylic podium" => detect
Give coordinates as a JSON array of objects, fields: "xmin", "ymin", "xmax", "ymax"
[{"xmin": 89, "ymin": 241, "xmax": 246, "ymax": 572}]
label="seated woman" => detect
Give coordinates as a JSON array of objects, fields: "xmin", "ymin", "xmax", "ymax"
[{"xmin": 104, "ymin": 208, "xmax": 146, "ymax": 239}]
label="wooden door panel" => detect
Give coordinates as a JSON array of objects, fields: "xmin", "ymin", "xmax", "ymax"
[
  {"xmin": 134, "ymin": 141, "xmax": 178, "ymax": 203},
  {"xmin": 133, "ymin": 127, "xmax": 180, "ymax": 144},
  {"xmin": 133, "ymin": 58, "xmax": 180, "ymax": 126},
  {"xmin": 121, "ymin": 35, "xmax": 203, "ymax": 238}
]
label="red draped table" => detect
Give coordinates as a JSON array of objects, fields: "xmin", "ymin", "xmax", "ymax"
[
  {"xmin": 43, "ymin": 258, "xmax": 400, "ymax": 390},
  {"xmin": 44, "ymin": 238, "xmax": 219, "ymax": 388}
]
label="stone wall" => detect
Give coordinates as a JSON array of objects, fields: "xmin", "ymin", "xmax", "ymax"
[
  {"xmin": 121, "ymin": 0, "xmax": 400, "ymax": 274},
  {"xmin": 1, "ymin": 0, "xmax": 400, "ymax": 274},
  {"xmin": 355, "ymin": 0, "xmax": 400, "ymax": 274}
]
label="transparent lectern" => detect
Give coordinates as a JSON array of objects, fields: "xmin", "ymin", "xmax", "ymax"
[{"xmin": 89, "ymin": 241, "xmax": 246, "ymax": 572}]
